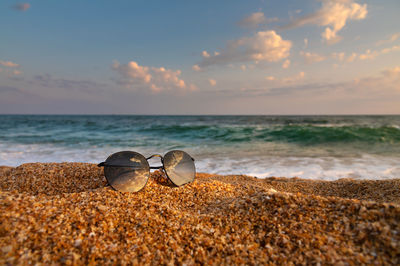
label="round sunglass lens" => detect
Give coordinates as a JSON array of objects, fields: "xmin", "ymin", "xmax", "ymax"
[
  {"xmin": 103, "ymin": 151, "xmax": 150, "ymax": 192},
  {"xmin": 163, "ymin": 150, "xmax": 195, "ymax": 186}
]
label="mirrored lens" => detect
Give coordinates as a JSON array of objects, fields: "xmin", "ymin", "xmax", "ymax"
[
  {"xmin": 163, "ymin": 150, "xmax": 195, "ymax": 186},
  {"xmin": 104, "ymin": 151, "xmax": 149, "ymax": 192}
]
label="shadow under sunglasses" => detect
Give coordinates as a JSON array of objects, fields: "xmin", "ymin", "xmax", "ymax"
[{"xmin": 98, "ymin": 150, "xmax": 196, "ymax": 192}]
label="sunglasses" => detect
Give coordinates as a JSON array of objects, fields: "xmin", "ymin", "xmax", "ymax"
[{"xmin": 98, "ymin": 150, "xmax": 196, "ymax": 192}]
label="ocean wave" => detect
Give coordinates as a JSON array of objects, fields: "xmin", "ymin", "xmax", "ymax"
[
  {"xmin": 1, "ymin": 115, "xmax": 399, "ymax": 177},
  {"xmin": 1, "ymin": 115, "xmax": 400, "ymax": 147},
  {"xmin": 135, "ymin": 124, "xmax": 400, "ymax": 145}
]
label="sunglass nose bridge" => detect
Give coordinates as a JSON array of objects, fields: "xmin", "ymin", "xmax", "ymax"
[
  {"xmin": 146, "ymin": 154, "xmax": 163, "ymax": 161},
  {"xmin": 147, "ymin": 154, "xmax": 165, "ymax": 170}
]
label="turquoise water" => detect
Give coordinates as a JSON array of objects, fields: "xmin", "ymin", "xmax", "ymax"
[{"xmin": 1, "ymin": 115, "xmax": 399, "ymax": 180}]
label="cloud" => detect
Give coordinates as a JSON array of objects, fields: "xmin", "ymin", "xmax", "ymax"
[
  {"xmin": 0, "ymin": 85, "xmax": 37, "ymax": 99},
  {"xmin": 208, "ymin": 79, "xmax": 217, "ymax": 86},
  {"xmin": 350, "ymin": 66, "xmax": 400, "ymax": 92},
  {"xmin": 264, "ymin": 72, "xmax": 305, "ymax": 84},
  {"xmin": 359, "ymin": 45, "xmax": 400, "ymax": 60},
  {"xmin": 381, "ymin": 45, "xmax": 400, "ymax": 55},
  {"xmin": 151, "ymin": 67, "xmax": 186, "ymax": 92},
  {"xmin": 282, "ymin": 72, "xmax": 305, "ymax": 84},
  {"xmin": 283, "ymin": 0, "xmax": 367, "ymax": 44},
  {"xmin": 112, "ymin": 61, "xmax": 151, "ymax": 84},
  {"xmin": 0, "ymin": 86, "xmax": 20, "ymax": 93},
  {"xmin": 192, "ymin": 64, "xmax": 201, "ymax": 72},
  {"xmin": 330, "ymin": 45, "xmax": 400, "ymax": 64},
  {"xmin": 13, "ymin": 3, "xmax": 30, "ymax": 11},
  {"xmin": 0, "ymin": 60, "xmax": 22, "ymax": 77},
  {"xmin": 376, "ymin": 33, "xmax": 400, "ymax": 46},
  {"xmin": 238, "ymin": 12, "xmax": 266, "ymax": 28},
  {"xmin": 0, "ymin": 60, "xmax": 19, "ymax": 68},
  {"xmin": 237, "ymin": 12, "xmax": 278, "ymax": 28},
  {"xmin": 202, "ymin": 51, "xmax": 210, "ymax": 58},
  {"xmin": 32, "ymin": 74, "xmax": 105, "ymax": 93},
  {"xmin": 198, "ymin": 30, "xmax": 291, "ymax": 68},
  {"xmin": 237, "ymin": 66, "xmax": 400, "ymax": 100},
  {"xmin": 300, "ymin": 51, "xmax": 325, "ymax": 64},
  {"xmin": 282, "ymin": 59, "xmax": 290, "ymax": 69},
  {"xmin": 346, "ymin": 52, "xmax": 357, "ymax": 62},
  {"xmin": 382, "ymin": 66, "xmax": 400, "ymax": 79},
  {"xmin": 201, "ymin": 51, "xmax": 220, "ymax": 58},
  {"xmin": 304, "ymin": 38, "xmax": 308, "ymax": 48},
  {"xmin": 242, "ymin": 64, "xmax": 255, "ymax": 71},
  {"xmin": 331, "ymin": 52, "xmax": 345, "ymax": 61},
  {"xmin": 358, "ymin": 50, "xmax": 377, "ymax": 60},
  {"xmin": 12, "ymin": 70, "xmax": 22, "ymax": 75},
  {"xmin": 112, "ymin": 61, "xmax": 195, "ymax": 93},
  {"xmin": 200, "ymin": 67, "xmax": 399, "ymax": 116}
]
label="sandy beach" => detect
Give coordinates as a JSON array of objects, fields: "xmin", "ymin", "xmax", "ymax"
[
  {"xmin": 1, "ymin": 163, "xmax": 399, "ymax": 264},
  {"xmin": 2, "ymin": 0, "xmax": 400, "ymax": 263}
]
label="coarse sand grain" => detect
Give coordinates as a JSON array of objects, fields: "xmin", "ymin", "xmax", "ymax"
[{"xmin": 1, "ymin": 163, "xmax": 399, "ymax": 264}]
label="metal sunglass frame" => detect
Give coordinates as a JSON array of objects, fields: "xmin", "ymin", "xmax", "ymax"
[{"xmin": 98, "ymin": 151, "xmax": 195, "ymax": 189}]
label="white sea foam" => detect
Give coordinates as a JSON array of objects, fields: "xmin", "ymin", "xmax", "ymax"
[
  {"xmin": 1, "ymin": 142, "xmax": 399, "ymax": 181},
  {"xmin": 194, "ymin": 155, "xmax": 400, "ymax": 181}
]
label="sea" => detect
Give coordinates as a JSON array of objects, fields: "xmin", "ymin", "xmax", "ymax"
[{"xmin": 0, "ymin": 115, "xmax": 399, "ymax": 180}]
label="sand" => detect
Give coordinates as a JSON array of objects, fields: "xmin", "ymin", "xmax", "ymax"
[{"xmin": 0, "ymin": 163, "xmax": 399, "ymax": 264}]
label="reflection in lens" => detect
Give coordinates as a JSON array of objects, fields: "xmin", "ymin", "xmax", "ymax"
[
  {"xmin": 104, "ymin": 151, "xmax": 150, "ymax": 192},
  {"xmin": 163, "ymin": 150, "xmax": 195, "ymax": 186}
]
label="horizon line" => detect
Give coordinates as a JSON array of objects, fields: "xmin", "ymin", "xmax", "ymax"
[{"xmin": 0, "ymin": 113, "xmax": 399, "ymax": 116}]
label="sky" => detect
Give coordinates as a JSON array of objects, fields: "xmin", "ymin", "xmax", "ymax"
[{"xmin": 1, "ymin": 0, "xmax": 400, "ymax": 115}]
